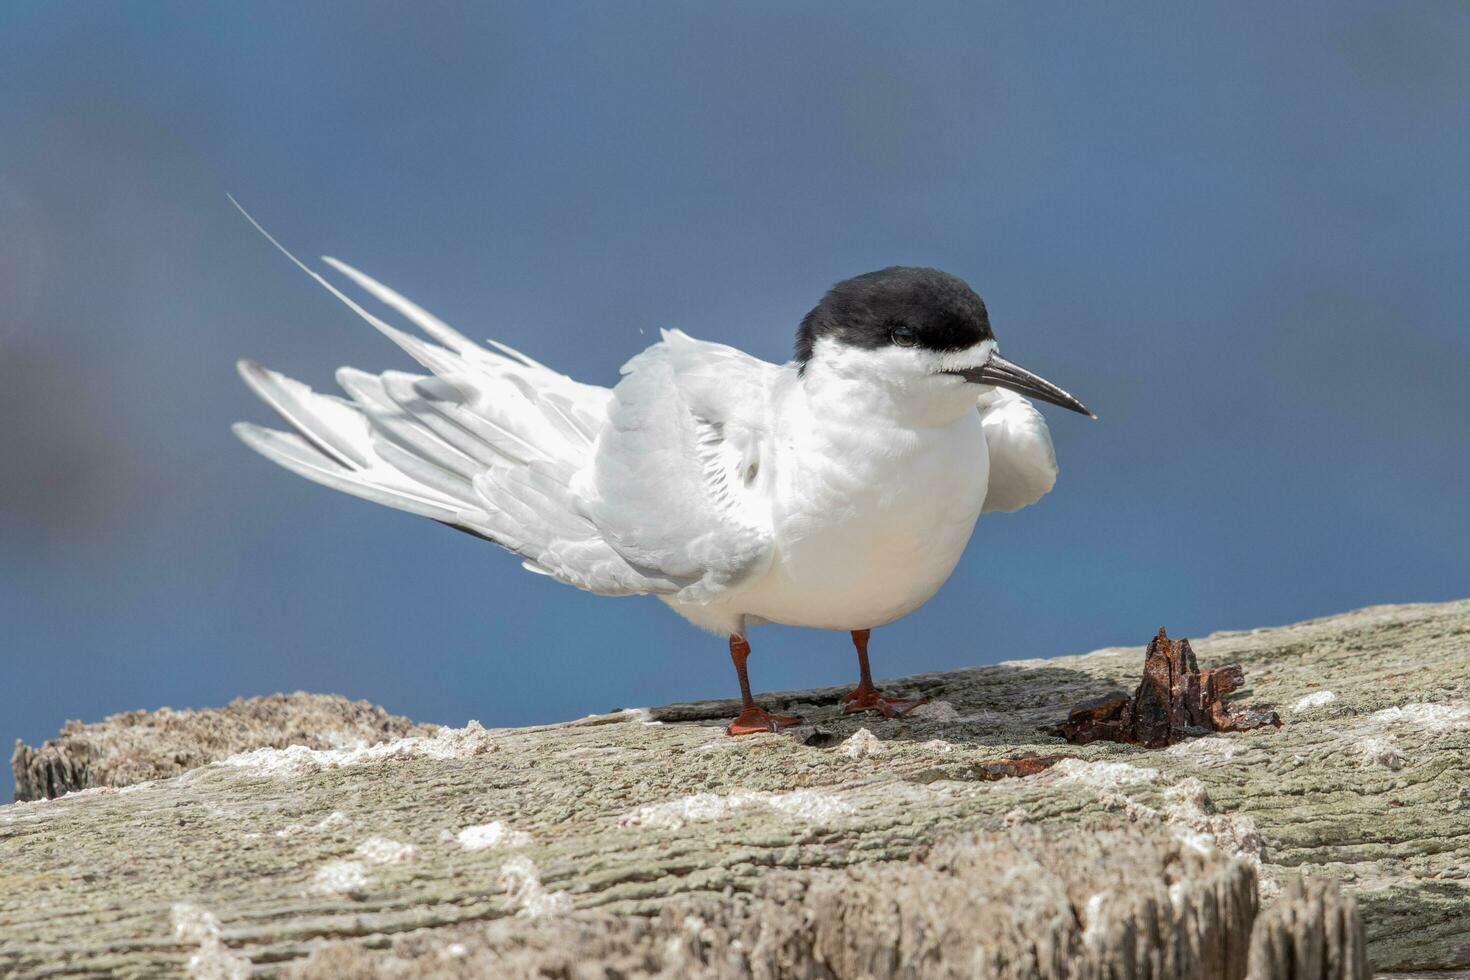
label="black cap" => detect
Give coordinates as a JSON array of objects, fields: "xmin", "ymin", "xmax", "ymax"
[{"xmin": 794, "ymin": 267, "xmax": 993, "ymax": 368}]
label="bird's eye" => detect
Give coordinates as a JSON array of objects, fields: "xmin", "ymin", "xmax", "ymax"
[{"xmin": 891, "ymin": 326, "xmax": 918, "ymax": 348}]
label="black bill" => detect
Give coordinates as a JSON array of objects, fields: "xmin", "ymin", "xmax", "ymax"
[{"xmin": 951, "ymin": 353, "xmax": 1095, "ymax": 418}]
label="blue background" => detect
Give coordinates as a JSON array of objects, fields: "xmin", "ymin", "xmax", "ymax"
[{"xmin": 3, "ymin": 3, "xmax": 1467, "ymax": 780}]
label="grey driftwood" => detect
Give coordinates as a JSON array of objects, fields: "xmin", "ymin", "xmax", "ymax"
[
  {"xmin": 3, "ymin": 599, "xmax": 1467, "ymax": 977},
  {"xmin": 11, "ymin": 693, "xmax": 435, "ymax": 803}
]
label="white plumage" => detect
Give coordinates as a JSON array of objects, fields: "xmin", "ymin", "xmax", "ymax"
[{"xmin": 233, "ymin": 210, "xmax": 1088, "ymax": 732}]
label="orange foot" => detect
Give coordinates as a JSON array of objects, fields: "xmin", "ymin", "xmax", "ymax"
[
  {"xmin": 726, "ymin": 706, "xmax": 803, "ymax": 736},
  {"xmin": 842, "ymin": 687, "xmax": 929, "ymax": 719}
]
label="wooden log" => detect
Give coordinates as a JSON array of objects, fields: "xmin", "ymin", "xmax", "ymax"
[{"xmin": 2, "ymin": 599, "xmax": 1466, "ymax": 976}]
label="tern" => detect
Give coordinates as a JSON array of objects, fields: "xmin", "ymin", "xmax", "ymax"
[{"xmin": 233, "ymin": 214, "xmax": 1093, "ymax": 735}]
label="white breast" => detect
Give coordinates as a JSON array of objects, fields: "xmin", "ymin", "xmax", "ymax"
[{"xmin": 721, "ymin": 398, "xmax": 989, "ymax": 631}]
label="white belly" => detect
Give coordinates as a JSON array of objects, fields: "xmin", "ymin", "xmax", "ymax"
[{"xmin": 673, "ymin": 410, "xmax": 990, "ymax": 633}]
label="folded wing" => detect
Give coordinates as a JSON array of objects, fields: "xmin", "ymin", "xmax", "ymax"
[{"xmin": 586, "ymin": 329, "xmax": 779, "ymax": 604}]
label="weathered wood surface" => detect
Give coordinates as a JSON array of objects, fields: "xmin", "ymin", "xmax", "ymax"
[
  {"xmin": 2, "ymin": 599, "xmax": 1466, "ymax": 977},
  {"xmin": 280, "ymin": 828, "xmax": 1268, "ymax": 980},
  {"xmin": 1249, "ymin": 877, "xmax": 1372, "ymax": 980},
  {"xmin": 11, "ymin": 694, "xmax": 434, "ymax": 802}
]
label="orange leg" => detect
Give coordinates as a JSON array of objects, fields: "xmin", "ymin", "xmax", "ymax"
[
  {"xmin": 841, "ymin": 629, "xmax": 929, "ymax": 718},
  {"xmin": 725, "ymin": 634, "xmax": 802, "ymax": 736}
]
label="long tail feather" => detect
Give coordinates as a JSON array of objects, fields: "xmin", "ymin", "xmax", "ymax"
[
  {"xmin": 232, "ymin": 422, "xmax": 470, "ymax": 523},
  {"xmin": 229, "ymin": 200, "xmax": 677, "ymax": 596},
  {"xmin": 236, "ymin": 359, "xmax": 371, "ymax": 469}
]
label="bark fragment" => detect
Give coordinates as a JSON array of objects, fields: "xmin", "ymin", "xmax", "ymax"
[{"xmin": 1061, "ymin": 627, "xmax": 1281, "ymax": 748}]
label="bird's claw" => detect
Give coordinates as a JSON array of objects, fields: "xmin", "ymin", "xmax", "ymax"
[{"xmin": 726, "ymin": 706, "xmax": 803, "ymax": 736}]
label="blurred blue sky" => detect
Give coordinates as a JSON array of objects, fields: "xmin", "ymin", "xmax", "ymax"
[{"xmin": 3, "ymin": 3, "xmax": 1467, "ymax": 770}]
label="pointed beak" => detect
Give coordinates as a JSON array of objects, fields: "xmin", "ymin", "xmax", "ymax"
[{"xmin": 952, "ymin": 353, "xmax": 1095, "ymax": 418}]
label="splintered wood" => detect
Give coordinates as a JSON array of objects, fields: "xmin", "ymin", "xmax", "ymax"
[{"xmin": 1061, "ymin": 627, "xmax": 1281, "ymax": 748}]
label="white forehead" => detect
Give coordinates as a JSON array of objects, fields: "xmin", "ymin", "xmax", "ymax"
[
  {"xmin": 935, "ymin": 339, "xmax": 997, "ymax": 371},
  {"xmin": 805, "ymin": 335, "xmax": 997, "ymax": 377}
]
